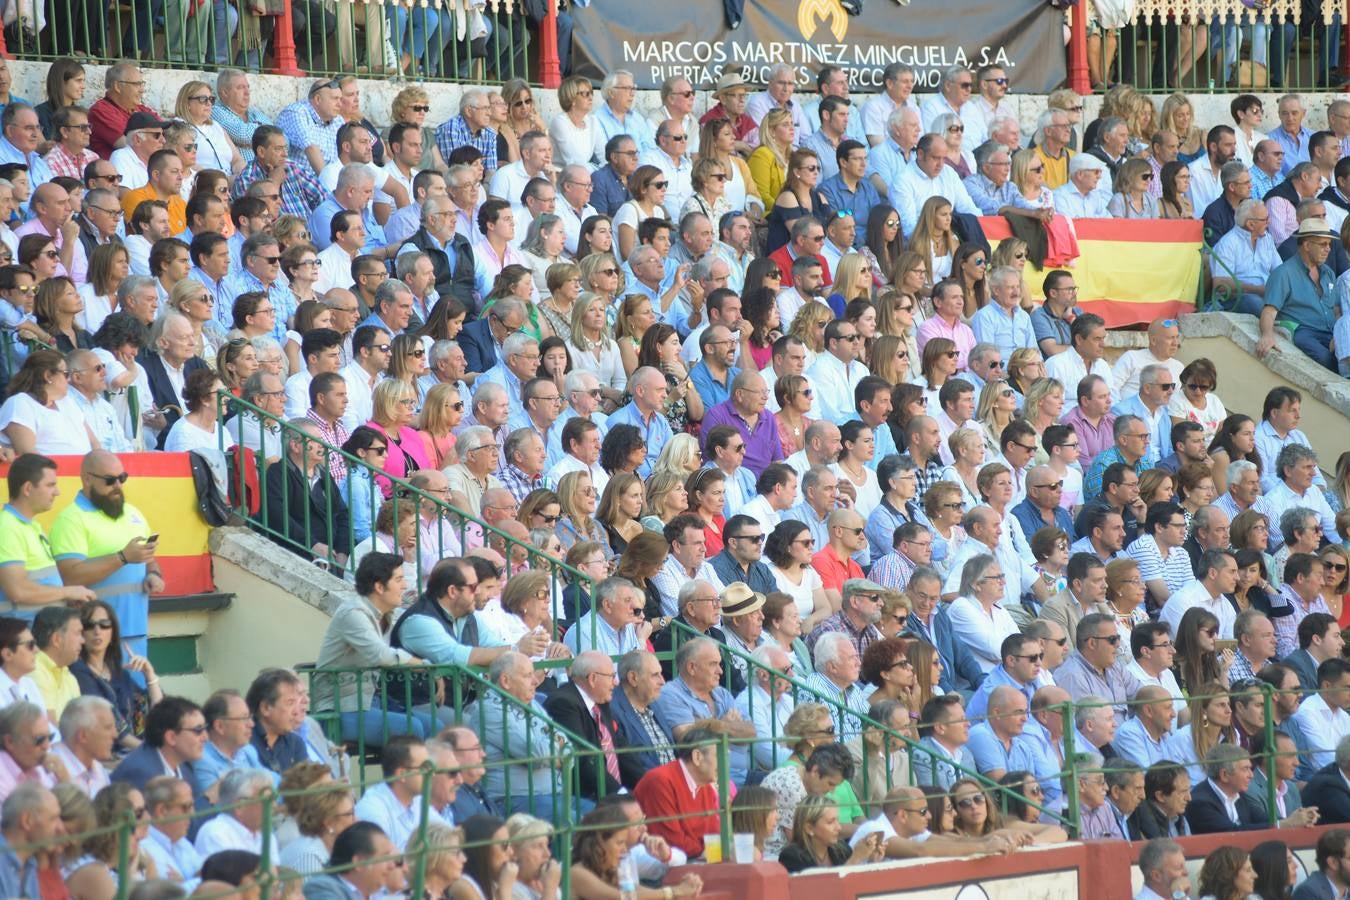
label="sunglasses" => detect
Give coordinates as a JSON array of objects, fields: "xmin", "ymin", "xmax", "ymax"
[
  {"xmin": 92, "ymin": 472, "xmax": 130, "ymax": 486},
  {"xmin": 85, "ymin": 619, "xmax": 114, "ymax": 630},
  {"xmin": 411, "ymin": 104, "xmax": 431, "ymax": 112}
]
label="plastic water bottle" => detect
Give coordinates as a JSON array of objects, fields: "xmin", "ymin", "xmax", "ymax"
[{"xmin": 618, "ymin": 851, "xmax": 639, "ymax": 900}]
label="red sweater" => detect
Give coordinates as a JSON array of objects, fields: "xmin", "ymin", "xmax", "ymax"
[
  {"xmin": 632, "ymin": 760, "xmax": 731, "ymax": 857},
  {"xmin": 768, "ymin": 245, "xmax": 833, "ymax": 289}
]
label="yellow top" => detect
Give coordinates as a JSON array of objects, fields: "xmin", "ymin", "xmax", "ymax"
[
  {"xmin": 31, "ymin": 649, "xmax": 79, "ymax": 722},
  {"xmin": 748, "ymin": 146, "xmax": 787, "ymax": 214}
]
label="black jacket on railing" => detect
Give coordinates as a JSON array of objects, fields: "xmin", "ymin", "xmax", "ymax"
[
  {"xmin": 543, "ymin": 680, "xmax": 623, "ymax": 802},
  {"xmin": 261, "ymin": 456, "xmax": 351, "ymax": 560},
  {"xmin": 400, "ymin": 227, "xmax": 476, "ymax": 310}
]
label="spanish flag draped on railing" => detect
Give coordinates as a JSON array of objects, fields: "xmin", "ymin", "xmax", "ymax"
[
  {"xmin": 982, "ymin": 216, "xmax": 1204, "ymax": 328},
  {"xmin": 0, "ymin": 453, "xmax": 213, "ymax": 596}
]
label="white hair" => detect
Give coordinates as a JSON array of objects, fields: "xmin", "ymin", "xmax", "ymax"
[{"xmin": 814, "ymin": 632, "xmax": 851, "ymax": 670}]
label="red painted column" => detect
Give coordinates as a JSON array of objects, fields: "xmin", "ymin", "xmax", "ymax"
[
  {"xmin": 1068, "ymin": 2, "xmax": 1090, "ymax": 94},
  {"xmin": 0, "ymin": 21, "xmax": 12, "ymax": 59},
  {"xmin": 271, "ymin": 0, "xmax": 306, "ymax": 77},
  {"xmin": 539, "ymin": 0, "xmax": 561, "ymax": 87}
]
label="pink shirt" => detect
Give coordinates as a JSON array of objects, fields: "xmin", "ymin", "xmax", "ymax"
[
  {"xmin": 14, "ymin": 217, "xmax": 88, "ymax": 285},
  {"xmin": 0, "ymin": 750, "xmax": 56, "ymax": 804},
  {"xmin": 916, "ymin": 314, "xmax": 977, "ymax": 370}
]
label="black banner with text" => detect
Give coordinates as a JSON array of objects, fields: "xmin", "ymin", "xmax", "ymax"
[{"xmin": 570, "ymin": 0, "xmax": 1068, "ymax": 93}]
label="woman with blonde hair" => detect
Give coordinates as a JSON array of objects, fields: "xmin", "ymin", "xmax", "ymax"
[
  {"xmin": 699, "ymin": 116, "xmax": 763, "ymax": 218},
  {"xmin": 555, "ymin": 470, "xmax": 612, "ymax": 556},
  {"xmin": 614, "ymin": 293, "xmax": 657, "ymax": 376},
  {"xmin": 1108, "ymin": 157, "xmax": 1160, "ymax": 219},
  {"xmin": 652, "ymin": 432, "xmax": 701, "ymax": 482},
  {"xmin": 1161, "ymin": 92, "xmax": 1206, "ymax": 163},
  {"xmin": 389, "ymin": 85, "xmax": 446, "ymax": 171},
  {"xmin": 217, "ymin": 338, "xmax": 259, "ymax": 397},
  {"xmin": 1010, "ymin": 148, "xmax": 1078, "ymax": 267},
  {"xmin": 386, "ymin": 333, "xmax": 430, "ymax": 413},
  {"xmin": 639, "ymin": 469, "xmax": 689, "ymax": 531},
  {"xmin": 990, "ymin": 238, "xmax": 1032, "ymax": 310},
  {"xmin": 1006, "ymin": 348, "xmax": 1045, "ymax": 408},
  {"xmin": 827, "ymin": 253, "xmax": 874, "ymax": 315},
  {"xmin": 277, "ymin": 779, "xmax": 358, "ymax": 876},
  {"xmin": 874, "ymin": 283, "xmax": 922, "ymax": 363},
  {"xmin": 365, "ymin": 378, "xmax": 430, "ymax": 494},
  {"xmin": 788, "ymin": 301, "xmax": 832, "ymax": 365},
  {"xmin": 499, "ymin": 79, "xmax": 547, "ymax": 163},
  {"xmin": 682, "ymin": 155, "xmax": 734, "ymax": 224},
  {"xmin": 417, "ymin": 382, "xmax": 462, "ymax": 468},
  {"xmin": 273, "ymin": 215, "xmax": 312, "ymax": 251},
  {"xmin": 567, "ymin": 291, "xmax": 626, "ymax": 407},
  {"xmin": 547, "ymin": 75, "xmax": 600, "ymax": 170},
  {"xmin": 1163, "ymin": 683, "xmax": 1237, "ymax": 784},
  {"xmin": 579, "ymin": 251, "xmax": 623, "ymax": 313},
  {"xmin": 938, "ymin": 427, "xmax": 985, "ymax": 511},
  {"xmin": 1046, "ymin": 88, "xmax": 1086, "ymax": 152},
  {"xmin": 168, "ymin": 278, "xmax": 229, "ymax": 366},
  {"xmin": 907, "ymin": 196, "xmax": 960, "ymax": 286},
  {"xmin": 749, "ymin": 108, "xmax": 794, "ymax": 214},
  {"xmin": 414, "ymin": 823, "xmax": 470, "ymax": 899},
  {"xmin": 976, "ymin": 378, "xmax": 1019, "ymax": 459},
  {"xmin": 174, "ymin": 80, "xmax": 244, "ymax": 175},
  {"xmin": 540, "ymin": 262, "xmax": 583, "ymax": 342},
  {"xmin": 597, "ymin": 471, "xmax": 645, "ymax": 555},
  {"xmin": 1023, "ymin": 377, "xmax": 1066, "ymax": 461},
  {"xmin": 613, "ymin": 166, "xmax": 670, "ymax": 260},
  {"xmin": 868, "ymin": 334, "xmax": 911, "ymax": 388}
]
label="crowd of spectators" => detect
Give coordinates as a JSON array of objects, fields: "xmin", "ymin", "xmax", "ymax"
[{"xmin": 0, "ymin": 53, "xmax": 1345, "ymax": 898}]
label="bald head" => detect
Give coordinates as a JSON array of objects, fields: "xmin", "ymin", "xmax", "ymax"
[{"xmin": 80, "ymin": 449, "xmax": 121, "ymax": 477}]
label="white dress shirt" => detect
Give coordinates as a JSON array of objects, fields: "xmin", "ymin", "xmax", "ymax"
[
  {"xmin": 1044, "ymin": 349, "xmax": 1114, "ymax": 413},
  {"xmin": 1292, "ymin": 693, "xmax": 1350, "ymax": 770},
  {"xmin": 1159, "ymin": 579, "xmax": 1236, "ymax": 641},
  {"xmin": 805, "ymin": 352, "xmax": 867, "ymax": 424}
]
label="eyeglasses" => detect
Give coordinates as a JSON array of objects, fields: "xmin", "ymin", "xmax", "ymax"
[
  {"xmin": 94, "ymin": 171, "xmax": 122, "ymax": 183},
  {"xmin": 955, "ymin": 794, "xmax": 985, "ymax": 809},
  {"xmin": 93, "ymin": 472, "xmax": 130, "ymax": 486},
  {"xmin": 983, "ymin": 77, "xmax": 1009, "ymax": 86},
  {"xmin": 1032, "ymin": 480, "xmax": 1064, "ymax": 491},
  {"xmin": 799, "ymin": 164, "xmax": 820, "ymax": 173},
  {"xmin": 1092, "ymin": 633, "xmax": 1121, "ymax": 645}
]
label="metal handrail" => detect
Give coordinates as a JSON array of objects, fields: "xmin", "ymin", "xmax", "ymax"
[{"xmin": 213, "ymin": 391, "xmax": 598, "ymax": 626}]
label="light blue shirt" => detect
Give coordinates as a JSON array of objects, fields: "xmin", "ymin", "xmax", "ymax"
[
  {"xmin": 195, "ymin": 740, "xmax": 266, "ymax": 795},
  {"xmin": 711, "ymin": 462, "xmax": 757, "ymax": 518},
  {"xmin": 309, "ymin": 194, "xmax": 387, "ymax": 254},
  {"xmin": 143, "ymin": 827, "xmax": 203, "ymax": 886},
  {"xmin": 970, "ymin": 303, "xmax": 1036, "ymax": 361},
  {"xmin": 1112, "ymin": 394, "xmax": 1173, "ymax": 462},
  {"xmin": 868, "ymin": 420, "xmax": 898, "ymax": 472},
  {"xmin": 802, "ymin": 129, "xmax": 845, "ymax": 181},
  {"xmin": 594, "ymin": 102, "xmax": 656, "ymax": 156},
  {"xmin": 964, "ymin": 173, "xmax": 1030, "ymax": 217},
  {"xmin": 1112, "ymin": 716, "xmax": 1171, "ymax": 767},
  {"xmin": 735, "ymin": 683, "xmax": 796, "ymax": 772},
  {"xmin": 689, "ymin": 360, "xmax": 739, "ymax": 409},
  {"xmin": 1051, "ymin": 182, "xmax": 1113, "ymax": 218},
  {"xmin": 1212, "ymin": 227, "xmax": 1281, "ymax": 304},
  {"xmin": 399, "ymin": 609, "xmax": 503, "ymax": 667},
  {"xmin": 563, "ymin": 610, "xmax": 641, "ymax": 656},
  {"xmin": 819, "ymin": 174, "xmax": 882, "ymax": 247},
  {"xmin": 866, "ymin": 139, "xmax": 914, "ymax": 195},
  {"xmin": 0, "ymin": 136, "xmax": 52, "ymax": 188},
  {"xmin": 606, "ymin": 401, "xmax": 673, "ymax": 478},
  {"xmin": 1264, "ymin": 252, "xmax": 1338, "ymax": 333},
  {"xmin": 1267, "ymin": 125, "xmax": 1312, "ymax": 176},
  {"xmin": 802, "ymin": 98, "xmax": 868, "ymax": 146},
  {"xmin": 653, "ymin": 677, "xmax": 748, "ymax": 784},
  {"xmin": 1253, "ymin": 419, "xmax": 1323, "ymax": 492},
  {"xmin": 478, "ymin": 361, "xmax": 526, "ymax": 422},
  {"xmin": 354, "ymin": 780, "xmax": 450, "ymax": 852},
  {"xmin": 894, "ymin": 162, "xmax": 982, "ymax": 237},
  {"xmin": 966, "ymin": 721, "xmax": 1046, "ymax": 777},
  {"xmin": 965, "ymin": 664, "xmax": 1037, "ymax": 722}
]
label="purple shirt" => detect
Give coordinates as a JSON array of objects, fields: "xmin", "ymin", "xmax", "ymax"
[
  {"xmin": 700, "ymin": 400, "xmax": 784, "ymax": 478},
  {"xmin": 1060, "ymin": 406, "xmax": 1116, "ymax": 469}
]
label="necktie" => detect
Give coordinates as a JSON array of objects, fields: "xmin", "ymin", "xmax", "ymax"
[{"xmin": 593, "ymin": 706, "xmax": 621, "ymax": 784}]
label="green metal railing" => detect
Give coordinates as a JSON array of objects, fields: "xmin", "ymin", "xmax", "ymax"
[
  {"xmin": 2, "ymin": 0, "xmax": 533, "ymax": 84},
  {"xmin": 1089, "ymin": 0, "xmax": 1344, "ymax": 93},
  {"xmin": 214, "ymin": 392, "xmax": 598, "ymax": 632}
]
